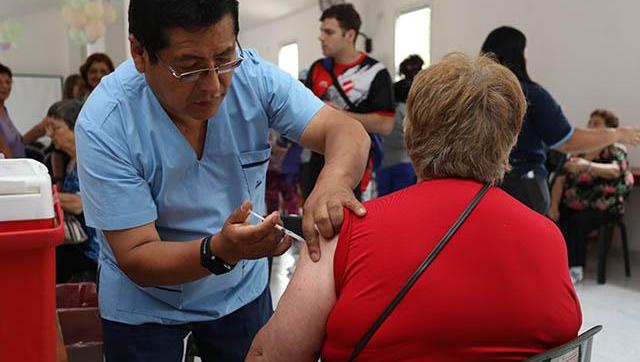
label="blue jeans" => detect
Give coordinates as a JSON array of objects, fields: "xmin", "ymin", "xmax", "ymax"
[
  {"xmin": 102, "ymin": 287, "xmax": 272, "ymax": 362},
  {"xmin": 376, "ymin": 163, "xmax": 417, "ymax": 196}
]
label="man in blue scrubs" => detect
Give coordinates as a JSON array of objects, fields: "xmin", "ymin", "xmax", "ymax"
[{"xmin": 75, "ymin": 1, "xmax": 370, "ymax": 361}]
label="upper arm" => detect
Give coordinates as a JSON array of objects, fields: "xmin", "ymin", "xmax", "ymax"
[
  {"xmin": 104, "ymin": 222, "xmax": 161, "ymax": 271},
  {"xmin": 299, "ymin": 105, "xmax": 361, "ymax": 153},
  {"xmin": 0, "ymin": 133, "xmax": 12, "ymax": 158},
  {"xmin": 247, "ymin": 236, "xmax": 338, "ymax": 361}
]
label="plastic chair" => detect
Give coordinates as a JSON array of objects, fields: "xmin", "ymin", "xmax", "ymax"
[
  {"xmin": 597, "ymin": 216, "xmax": 630, "ymax": 284},
  {"xmin": 525, "ymin": 325, "xmax": 603, "ymax": 362},
  {"xmin": 56, "ymin": 283, "xmax": 103, "ymax": 362}
]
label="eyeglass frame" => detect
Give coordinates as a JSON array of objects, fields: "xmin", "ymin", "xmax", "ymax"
[{"xmin": 156, "ymin": 40, "xmax": 245, "ymax": 83}]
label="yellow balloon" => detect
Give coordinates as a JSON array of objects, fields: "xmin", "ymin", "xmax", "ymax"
[
  {"xmin": 85, "ymin": 20, "xmax": 106, "ymax": 42},
  {"xmin": 84, "ymin": 1, "xmax": 105, "ymax": 20}
]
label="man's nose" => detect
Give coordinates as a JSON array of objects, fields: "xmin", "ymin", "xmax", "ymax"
[{"xmin": 198, "ymin": 70, "xmax": 223, "ymax": 93}]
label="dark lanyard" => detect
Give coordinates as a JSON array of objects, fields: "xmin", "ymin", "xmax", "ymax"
[{"xmin": 348, "ymin": 183, "xmax": 492, "ymax": 361}]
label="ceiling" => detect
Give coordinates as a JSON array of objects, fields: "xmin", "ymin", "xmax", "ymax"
[{"xmin": 0, "ymin": 0, "xmax": 319, "ymax": 31}]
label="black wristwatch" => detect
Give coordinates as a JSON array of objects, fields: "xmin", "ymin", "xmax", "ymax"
[{"xmin": 200, "ymin": 235, "xmax": 236, "ymax": 275}]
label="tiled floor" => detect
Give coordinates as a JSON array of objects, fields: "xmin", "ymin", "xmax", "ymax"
[
  {"xmin": 268, "ymin": 238, "xmax": 640, "ymax": 361},
  {"xmin": 573, "ymin": 245, "xmax": 640, "ymax": 361}
]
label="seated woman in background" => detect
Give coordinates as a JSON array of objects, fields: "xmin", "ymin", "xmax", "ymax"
[
  {"xmin": 247, "ymin": 54, "xmax": 581, "ymax": 362},
  {"xmin": 79, "ymin": 53, "xmax": 114, "ymax": 96},
  {"xmin": 0, "ymin": 62, "xmax": 49, "ymax": 158},
  {"xmin": 62, "ymin": 74, "xmax": 88, "ymax": 100},
  {"xmin": 550, "ymin": 109, "xmax": 634, "ymax": 284},
  {"xmin": 46, "ymin": 99, "xmax": 100, "ymax": 283}
]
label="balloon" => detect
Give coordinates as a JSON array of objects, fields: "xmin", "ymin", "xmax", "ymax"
[
  {"xmin": 84, "ymin": 1, "xmax": 105, "ymax": 20},
  {"xmin": 68, "ymin": 28, "xmax": 88, "ymax": 44},
  {"xmin": 64, "ymin": 6, "xmax": 89, "ymax": 28},
  {"xmin": 103, "ymin": 3, "xmax": 117, "ymax": 24},
  {"xmin": 85, "ymin": 20, "xmax": 106, "ymax": 43}
]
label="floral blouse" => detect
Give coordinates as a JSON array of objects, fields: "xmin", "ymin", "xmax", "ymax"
[{"xmin": 560, "ymin": 144, "xmax": 634, "ymax": 215}]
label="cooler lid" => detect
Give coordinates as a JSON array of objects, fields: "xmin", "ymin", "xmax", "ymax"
[
  {"xmin": 0, "ymin": 158, "xmax": 54, "ymax": 222},
  {"xmin": 0, "ymin": 158, "xmax": 47, "ymax": 195}
]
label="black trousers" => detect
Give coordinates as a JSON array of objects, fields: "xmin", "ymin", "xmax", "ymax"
[
  {"xmin": 501, "ymin": 170, "xmax": 550, "ymax": 215},
  {"xmin": 559, "ymin": 208, "xmax": 609, "ymax": 267},
  {"xmin": 102, "ymin": 286, "xmax": 272, "ymax": 362}
]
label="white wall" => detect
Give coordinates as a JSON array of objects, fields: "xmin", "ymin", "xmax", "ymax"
[
  {"xmin": 241, "ymin": 0, "xmax": 640, "ymax": 250},
  {"xmin": 0, "ymin": 3, "xmax": 130, "ymax": 79},
  {"xmin": 0, "ymin": 7, "xmax": 82, "ymax": 76}
]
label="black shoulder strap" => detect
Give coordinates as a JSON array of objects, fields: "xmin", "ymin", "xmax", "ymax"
[
  {"xmin": 321, "ymin": 57, "xmax": 360, "ymax": 112},
  {"xmin": 348, "ymin": 183, "xmax": 492, "ymax": 361}
]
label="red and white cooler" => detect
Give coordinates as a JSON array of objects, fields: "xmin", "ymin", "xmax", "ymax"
[{"xmin": 0, "ymin": 158, "xmax": 64, "ymax": 361}]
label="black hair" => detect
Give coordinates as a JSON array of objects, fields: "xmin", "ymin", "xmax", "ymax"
[
  {"xmin": 480, "ymin": 26, "xmax": 531, "ymax": 82},
  {"xmin": 0, "ymin": 63, "xmax": 12, "ymax": 78},
  {"xmin": 399, "ymin": 54, "xmax": 424, "ymax": 80},
  {"xmin": 320, "ymin": 3, "xmax": 361, "ymax": 41},
  {"xmin": 47, "ymin": 99, "xmax": 84, "ymax": 129},
  {"xmin": 129, "ymin": 0, "xmax": 239, "ymax": 63}
]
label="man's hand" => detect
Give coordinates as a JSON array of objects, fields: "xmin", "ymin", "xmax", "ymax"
[
  {"xmin": 302, "ymin": 178, "xmax": 366, "ymax": 262},
  {"xmin": 618, "ymin": 127, "xmax": 640, "ymax": 146},
  {"xmin": 564, "ymin": 157, "xmax": 590, "ymax": 174},
  {"xmin": 211, "ymin": 201, "xmax": 293, "ymax": 265}
]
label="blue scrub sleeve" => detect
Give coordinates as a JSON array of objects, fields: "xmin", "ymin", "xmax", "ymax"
[
  {"xmin": 76, "ymin": 117, "xmax": 157, "ymax": 231},
  {"xmin": 254, "ymin": 53, "xmax": 324, "ymax": 142}
]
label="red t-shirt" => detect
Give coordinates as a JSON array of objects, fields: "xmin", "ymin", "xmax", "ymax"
[{"xmin": 322, "ymin": 179, "xmax": 582, "ymax": 361}]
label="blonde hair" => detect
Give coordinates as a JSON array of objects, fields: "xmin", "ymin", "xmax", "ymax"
[{"xmin": 404, "ymin": 53, "xmax": 526, "ymax": 184}]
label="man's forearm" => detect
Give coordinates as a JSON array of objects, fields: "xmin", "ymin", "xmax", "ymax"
[
  {"xmin": 557, "ymin": 128, "xmax": 618, "ymax": 153},
  {"xmin": 345, "ymin": 111, "xmax": 394, "ymax": 135},
  {"xmin": 115, "ymin": 237, "xmax": 211, "ymax": 287},
  {"xmin": 318, "ymin": 117, "xmax": 370, "ymax": 188}
]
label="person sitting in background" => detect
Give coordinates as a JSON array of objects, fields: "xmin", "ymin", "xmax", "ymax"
[
  {"xmin": 481, "ymin": 26, "xmax": 640, "ymax": 215},
  {"xmin": 247, "ymin": 54, "xmax": 581, "ymax": 362},
  {"xmin": 0, "ymin": 62, "xmax": 49, "ymax": 158},
  {"xmin": 79, "ymin": 53, "xmax": 114, "ymax": 96},
  {"xmin": 266, "ymin": 130, "xmax": 301, "ymax": 215},
  {"xmin": 46, "ymin": 99, "xmax": 100, "ymax": 283},
  {"xmin": 63, "ymin": 74, "xmax": 88, "ymax": 100},
  {"xmin": 550, "ymin": 109, "xmax": 634, "ymax": 284},
  {"xmin": 377, "ymin": 54, "xmax": 423, "ymax": 196}
]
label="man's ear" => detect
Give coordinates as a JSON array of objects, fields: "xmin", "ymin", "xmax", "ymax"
[
  {"xmin": 129, "ymin": 34, "xmax": 146, "ymax": 73},
  {"xmin": 345, "ymin": 29, "xmax": 357, "ymax": 45}
]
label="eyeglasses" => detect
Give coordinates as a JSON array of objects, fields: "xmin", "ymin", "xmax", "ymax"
[{"xmin": 157, "ymin": 41, "xmax": 245, "ymax": 83}]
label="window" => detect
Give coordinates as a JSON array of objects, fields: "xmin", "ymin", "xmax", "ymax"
[
  {"xmin": 278, "ymin": 43, "xmax": 299, "ymax": 79},
  {"xmin": 394, "ymin": 7, "xmax": 431, "ymax": 80}
]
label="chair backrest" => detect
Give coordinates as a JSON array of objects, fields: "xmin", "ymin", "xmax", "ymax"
[{"xmin": 525, "ymin": 325, "xmax": 603, "ymax": 362}]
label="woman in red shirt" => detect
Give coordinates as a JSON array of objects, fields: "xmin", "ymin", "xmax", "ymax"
[{"xmin": 247, "ymin": 53, "xmax": 581, "ymax": 361}]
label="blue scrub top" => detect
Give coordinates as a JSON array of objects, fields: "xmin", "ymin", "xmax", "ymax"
[
  {"xmin": 75, "ymin": 50, "xmax": 324, "ymax": 325},
  {"xmin": 509, "ymin": 81, "xmax": 574, "ymax": 176}
]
